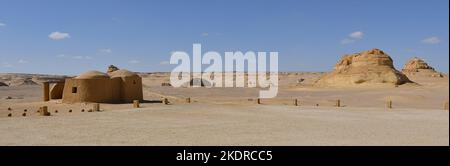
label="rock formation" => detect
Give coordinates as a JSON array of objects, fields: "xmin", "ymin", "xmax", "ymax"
[
  {"xmin": 402, "ymin": 57, "xmax": 434, "ymax": 72},
  {"xmin": 402, "ymin": 57, "xmax": 443, "ymax": 77},
  {"xmin": 0, "ymin": 82, "xmax": 7, "ymax": 86},
  {"xmin": 8, "ymin": 78, "xmax": 38, "ymax": 86},
  {"xmin": 107, "ymin": 65, "xmax": 120, "ymax": 73},
  {"xmin": 0, "ymin": 73, "xmax": 66, "ymax": 86},
  {"xmin": 314, "ymin": 48, "xmax": 413, "ymax": 87}
]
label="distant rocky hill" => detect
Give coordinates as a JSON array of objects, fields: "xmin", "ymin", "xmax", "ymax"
[
  {"xmin": 314, "ymin": 48, "xmax": 413, "ymax": 87},
  {"xmin": 0, "ymin": 73, "xmax": 69, "ymax": 86},
  {"xmin": 402, "ymin": 57, "xmax": 444, "ymax": 78},
  {"xmin": 0, "ymin": 81, "xmax": 7, "ymax": 86}
]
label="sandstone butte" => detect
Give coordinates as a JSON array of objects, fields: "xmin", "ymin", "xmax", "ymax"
[
  {"xmin": 314, "ymin": 48, "xmax": 413, "ymax": 87},
  {"xmin": 402, "ymin": 57, "xmax": 444, "ymax": 77}
]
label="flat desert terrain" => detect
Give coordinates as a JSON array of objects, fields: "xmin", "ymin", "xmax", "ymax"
[{"xmin": 0, "ymin": 72, "xmax": 448, "ymax": 145}]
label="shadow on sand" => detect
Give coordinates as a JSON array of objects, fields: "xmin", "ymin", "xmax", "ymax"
[{"xmin": 141, "ymin": 100, "xmax": 163, "ymax": 104}]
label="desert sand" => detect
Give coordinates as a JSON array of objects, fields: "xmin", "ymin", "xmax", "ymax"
[{"xmin": 0, "ymin": 69, "xmax": 448, "ymax": 145}]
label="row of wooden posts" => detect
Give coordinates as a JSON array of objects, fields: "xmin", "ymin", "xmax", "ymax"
[
  {"xmin": 161, "ymin": 97, "xmax": 448, "ymax": 110},
  {"xmin": 6, "ymin": 98, "xmax": 449, "ymax": 117},
  {"xmin": 257, "ymin": 98, "xmax": 449, "ymax": 110},
  {"xmin": 135, "ymin": 97, "xmax": 448, "ymax": 110},
  {"xmin": 139, "ymin": 98, "xmax": 448, "ymax": 110},
  {"xmin": 6, "ymin": 98, "xmax": 171, "ymax": 117},
  {"xmin": 7, "ymin": 98, "xmax": 172, "ymax": 117},
  {"xmin": 5, "ymin": 104, "xmax": 100, "ymax": 117},
  {"xmin": 40, "ymin": 83, "xmax": 449, "ymax": 110}
]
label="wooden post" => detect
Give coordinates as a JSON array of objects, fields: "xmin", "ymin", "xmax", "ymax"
[
  {"xmin": 294, "ymin": 99, "xmax": 298, "ymax": 106},
  {"xmin": 257, "ymin": 98, "xmax": 261, "ymax": 104},
  {"xmin": 186, "ymin": 98, "xmax": 191, "ymax": 103},
  {"xmin": 45, "ymin": 107, "xmax": 50, "ymax": 116},
  {"xmin": 133, "ymin": 100, "xmax": 140, "ymax": 108},
  {"xmin": 336, "ymin": 99, "xmax": 341, "ymax": 107},
  {"xmin": 93, "ymin": 103, "xmax": 100, "ymax": 112},
  {"xmin": 43, "ymin": 82, "xmax": 50, "ymax": 102},
  {"xmin": 39, "ymin": 107, "xmax": 43, "ymax": 115},
  {"xmin": 386, "ymin": 100, "xmax": 392, "ymax": 109},
  {"xmin": 40, "ymin": 106, "xmax": 50, "ymax": 116}
]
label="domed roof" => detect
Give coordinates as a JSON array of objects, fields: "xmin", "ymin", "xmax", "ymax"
[
  {"xmin": 76, "ymin": 70, "xmax": 110, "ymax": 79},
  {"xmin": 108, "ymin": 69, "xmax": 138, "ymax": 78}
]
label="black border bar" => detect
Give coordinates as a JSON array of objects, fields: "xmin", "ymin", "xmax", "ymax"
[{"xmin": 0, "ymin": 146, "xmax": 448, "ymax": 164}]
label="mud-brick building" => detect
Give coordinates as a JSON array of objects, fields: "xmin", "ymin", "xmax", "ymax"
[{"xmin": 47, "ymin": 69, "xmax": 143, "ymax": 103}]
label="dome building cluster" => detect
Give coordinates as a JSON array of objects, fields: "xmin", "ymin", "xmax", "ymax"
[{"xmin": 48, "ymin": 66, "xmax": 143, "ymax": 103}]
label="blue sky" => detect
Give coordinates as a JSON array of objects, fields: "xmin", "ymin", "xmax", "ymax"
[{"xmin": 0, "ymin": 0, "xmax": 448, "ymax": 75}]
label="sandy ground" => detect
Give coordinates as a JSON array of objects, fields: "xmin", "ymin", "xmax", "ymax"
[
  {"xmin": 0, "ymin": 72, "xmax": 448, "ymax": 145},
  {"xmin": 0, "ymin": 104, "xmax": 447, "ymax": 146}
]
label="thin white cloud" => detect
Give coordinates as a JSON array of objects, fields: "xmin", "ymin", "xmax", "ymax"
[
  {"xmin": 72, "ymin": 56, "xmax": 92, "ymax": 60},
  {"xmin": 18, "ymin": 59, "xmax": 28, "ymax": 64},
  {"xmin": 1, "ymin": 62, "xmax": 13, "ymax": 68},
  {"xmin": 159, "ymin": 61, "xmax": 170, "ymax": 65},
  {"xmin": 57, "ymin": 54, "xmax": 91, "ymax": 60},
  {"xmin": 340, "ymin": 38, "xmax": 355, "ymax": 45},
  {"xmin": 422, "ymin": 37, "xmax": 441, "ymax": 44},
  {"xmin": 72, "ymin": 56, "xmax": 83, "ymax": 59},
  {"xmin": 99, "ymin": 48, "xmax": 112, "ymax": 54},
  {"xmin": 129, "ymin": 60, "xmax": 140, "ymax": 64},
  {"xmin": 0, "ymin": 22, "xmax": 6, "ymax": 27},
  {"xmin": 201, "ymin": 32, "xmax": 223, "ymax": 37},
  {"xmin": 349, "ymin": 31, "xmax": 364, "ymax": 39},
  {"xmin": 341, "ymin": 31, "xmax": 364, "ymax": 45},
  {"xmin": 49, "ymin": 31, "xmax": 71, "ymax": 40}
]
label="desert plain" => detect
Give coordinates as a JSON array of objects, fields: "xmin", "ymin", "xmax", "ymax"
[{"xmin": 0, "ymin": 67, "xmax": 448, "ymax": 145}]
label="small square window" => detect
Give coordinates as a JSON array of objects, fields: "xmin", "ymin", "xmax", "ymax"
[{"xmin": 72, "ymin": 87, "xmax": 77, "ymax": 93}]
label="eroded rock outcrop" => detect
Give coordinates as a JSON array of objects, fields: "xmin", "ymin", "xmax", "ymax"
[
  {"xmin": 402, "ymin": 57, "xmax": 443, "ymax": 77},
  {"xmin": 314, "ymin": 49, "xmax": 413, "ymax": 87},
  {"xmin": 107, "ymin": 65, "xmax": 120, "ymax": 73},
  {"xmin": 8, "ymin": 78, "xmax": 38, "ymax": 86}
]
